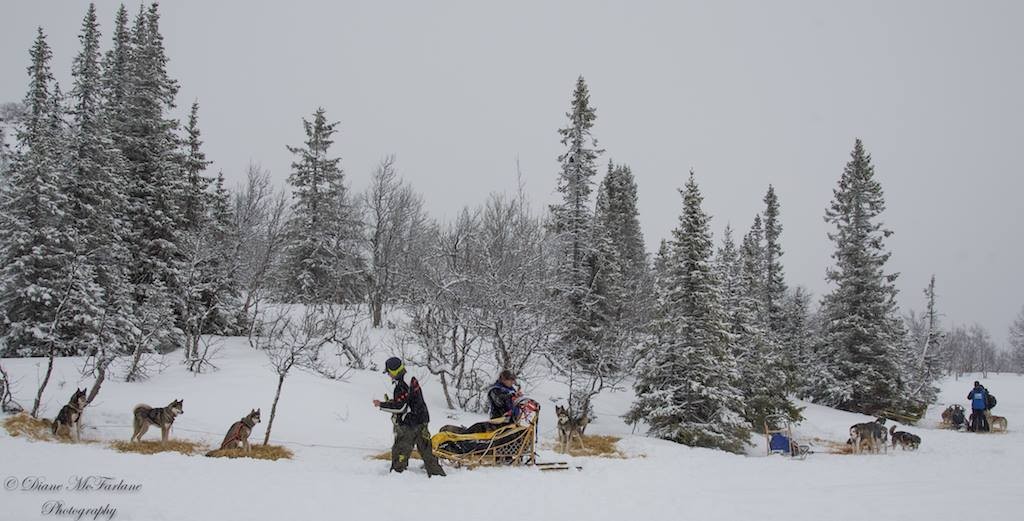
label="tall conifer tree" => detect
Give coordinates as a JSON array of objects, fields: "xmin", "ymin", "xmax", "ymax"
[
  {"xmin": 627, "ymin": 173, "xmax": 748, "ymax": 453},
  {"xmin": 815, "ymin": 139, "xmax": 906, "ymax": 413}
]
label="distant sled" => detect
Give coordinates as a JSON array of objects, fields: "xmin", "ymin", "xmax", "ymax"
[{"xmin": 764, "ymin": 414, "xmax": 809, "ymax": 459}]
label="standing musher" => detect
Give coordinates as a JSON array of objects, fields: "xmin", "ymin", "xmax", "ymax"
[
  {"xmin": 967, "ymin": 380, "xmax": 990, "ymax": 432},
  {"xmin": 373, "ymin": 357, "xmax": 446, "ymax": 476}
]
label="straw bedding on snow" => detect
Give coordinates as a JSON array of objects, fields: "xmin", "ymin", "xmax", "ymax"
[
  {"xmin": 205, "ymin": 444, "xmax": 293, "ymax": 460},
  {"xmin": 555, "ymin": 434, "xmax": 626, "ymax": 458},
  {"xmin": 109, "ymin": 439, "xmax": 206, "ymax": 456},
  {"xmin": 3, "ymin": 413, "xmax": 54, "ymax": 441}
]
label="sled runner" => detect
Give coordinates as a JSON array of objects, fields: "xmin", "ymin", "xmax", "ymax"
[{"xmin": 432, "ymin": 397, "xmax": 540, "ymax": 468}]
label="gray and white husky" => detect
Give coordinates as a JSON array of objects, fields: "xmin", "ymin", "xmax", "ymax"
[
  {"xmin": 52, "ymin": 388, "xmax": 88, "ymax": 442},
  {"xmin": 131, "ymin": 399, "xmax": 184, "ymax": 443},
  {"xmin": 849, "ymin": 418, "xmax": 888, "ymax": 454},
  {"xmin": 555, "ymin": 405, "xmax": 589, "ymax": 452}
]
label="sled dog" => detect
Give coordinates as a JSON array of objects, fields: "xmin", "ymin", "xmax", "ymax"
[
  {"xmin": 989, "ymin": 415, "xmax": 1008, "ymax": 433},
  {"xmin": 849, "ymin": 418, "xmax": 887, "ymax": 454},
  {"xmin": 555, "ymin": 405, "xmax": 589, "ymax": 452},
  {"xmin": 131, "ymin": 400, "xmax": 184, "ymax": 443},
  {"xmin": 889, "ymin": 424, "xmax": 921, "ymax": 450},
  {"xmin": 941, "ymin": 405, "xmax": 967, "ymax": 429},
  {"xmin": 216, "ymin": 409, "xmax": 261, "ymax": 452},
  {"xmin": 52, "ymin": 388, "xmax": 87, "ymax": 442}
]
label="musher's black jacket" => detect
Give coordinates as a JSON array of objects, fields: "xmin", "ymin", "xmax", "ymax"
[{"xmin": 380, "ymin": 376, "xmax": 430, "ymax": 426}]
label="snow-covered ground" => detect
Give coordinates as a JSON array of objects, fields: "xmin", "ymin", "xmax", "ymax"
[{"xmin": 2, "ymin": 338, "xmax": 1022, "ymax": 521}]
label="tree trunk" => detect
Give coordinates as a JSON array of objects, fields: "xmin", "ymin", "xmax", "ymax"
[
  {"xmin": 85, "ymin": 359, "xmax": 107, "ymax": 406},
  {"xmin": 247, "ymin": 299, "xmax": 261, "ymax": 348},
  {"xmin": 372, "ymin": 301, "xmax": 382, "ymax": 328},
  {"xmin": 125, "ymin": 343, "xmax": 145, "ymax": 383},
  {"xmin": 438, "ymin": 371, "xmax": 455, "ymax": 410},
  {"xmin": 31, "ymin": 342, "xmax": 57, "ymax": 418},
  {"xmin": 264, "ymin": 374, "xmax": 286, "ymax": 445}
]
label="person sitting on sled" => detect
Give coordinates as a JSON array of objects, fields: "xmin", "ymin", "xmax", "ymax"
[
  {"xmin": 373, "ymin": 357, "xmax": 446, "ymax": 477},
  {"xmin": 438, "ymin": 371, "xmax": 526, "ymax": 436},
  {"xmin": 487, "ymin": 369, "xmax": 522, "ymax": 420}
]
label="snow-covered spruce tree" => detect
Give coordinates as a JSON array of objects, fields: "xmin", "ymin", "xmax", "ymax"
[
  {"xmin": 0, "ymin": 103, "xmax": 24, "ymax": 176},
  {"xmin": 100, "ymin": 4, "xmax": 131, "ymax": 143},
  {"xmin": 740, "ymin": 215, "xmax": 767, "ymax": 325},
  {"xmin": 761, "ymin": 185, "xmax": 787, "ymax": 333},
  {"xmin": 549, "ymin": 76, "xmax": 603, "ymax": 361},
  {"xmin": 117, "ymin": 4, "xmax": 187, "ymax": 325},
  {"xmin": 181, "ymin": 100, "xmax": 212, "ymax": 231},
  {"xmin": 547, "ymin": 77, "xmax": 628, "ymax": 418},
  {"xmin": 718, "ymin": 219, "xmax": 799, "ymax": 428},
  {"xmin": 715, "ymin": 226, "xmax": 741, "ymax": 319},
  {"xmin": 280, "ymin": 108, "xmax": 364, "ymax": 303},
  {"xmin": 594, "ymin": 160, "xmax": 651, "ymax": 330},
  {"xmin": 595, "ymin": 161, "xmax": 648, "ymax": 282},
  {"xmin": 781, "ymin": 287, "xmax": 818, "ymax": 398},
  {"xmin": 66, "ymin": 4, "xmax": 136, "ymax": 385},
  {"xmin": 205, "ymin": 171, "xmax": 244, "ymax": 333},
  {"xmin": 627, "ymin": 173, "xmax": 749, "ymax": 453},
  {"xmin": 0, "ymin": 29, "xmax": 99, "ymax": 358},
  {"xmin": 653, "ymin": 239, "xmax": 671, "ymax": 284},
  {"xmin": 814, "ymin": 139, "xmax": 907, "ymax": 413}
]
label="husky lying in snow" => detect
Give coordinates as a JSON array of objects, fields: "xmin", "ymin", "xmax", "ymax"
[{"xmin": 131, "ymin": 400, "xmax": 184, "ymax": 443}]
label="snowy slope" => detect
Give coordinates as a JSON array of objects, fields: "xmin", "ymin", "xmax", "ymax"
[{"xmin": 2, "ymin": 339, "xmax": 1022, "ymax": 521}]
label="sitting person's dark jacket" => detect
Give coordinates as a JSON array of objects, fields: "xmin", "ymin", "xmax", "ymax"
[
  {"xmin": 488, "ymin": 370, "xmax": 520, "ymax": 419},
  {"xmin": 488, "ymin": 383, "xmax": 516, "ymax": 419}
]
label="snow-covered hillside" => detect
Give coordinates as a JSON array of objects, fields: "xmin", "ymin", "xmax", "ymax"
[{"xmin": 2, "ymin": 339, "xmax": 1021, "ymax": 521}]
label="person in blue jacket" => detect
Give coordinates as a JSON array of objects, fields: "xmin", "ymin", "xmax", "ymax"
[{"xmin": 967, "ymin": 381, "xmax": 990, "ymax": 432}]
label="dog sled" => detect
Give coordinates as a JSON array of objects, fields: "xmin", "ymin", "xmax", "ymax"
[
  {"xmin": 940, "ymin": 404, "xmax": 969, "ymax": 431},
  {"xmin": 764, "ymin": 414, "xmax": 809, "ymax": 460},
  {"xmin": 878, "ymin": 399, "xmax": 928, "ymax": 426},
  {"xmin": 431, "ymin": 397, "xmax": 540, "ymax": 468}
]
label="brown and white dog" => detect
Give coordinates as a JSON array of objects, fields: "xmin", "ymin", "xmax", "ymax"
[
  {"xmin": 52, "ymin": 388, "xmax": 87, "ymax": 442},
  {"xmin": 989, "ymin": 415, "xmax": 1008, "ymax": 432},
  {"xmin": 217, "ymin": 409, "xmax": 261, "ymax": 452}
]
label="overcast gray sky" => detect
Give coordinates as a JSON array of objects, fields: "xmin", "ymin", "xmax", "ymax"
[{"xmin": 3, "ymin": 1, "xmax": 1022, "ymax": 344}]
